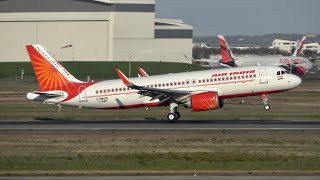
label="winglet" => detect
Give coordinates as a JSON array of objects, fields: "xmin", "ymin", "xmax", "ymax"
[
  {"xmin": 115, "ymin": 68, "xmax": 131, "ymax": 86},
  {"xmin": 138, "ymin": 67, "xmax": 149, "ymax": 77}
]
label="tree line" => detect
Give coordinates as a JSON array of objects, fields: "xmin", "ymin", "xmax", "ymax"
[{"xmin": 193, "ymin": 47, "xmax": 319, "ymax": 60}]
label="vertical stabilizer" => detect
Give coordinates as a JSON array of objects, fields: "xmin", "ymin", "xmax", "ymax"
[{"xmin": 26, "ymin": 45, "xmax": 84, "ymax": 92}]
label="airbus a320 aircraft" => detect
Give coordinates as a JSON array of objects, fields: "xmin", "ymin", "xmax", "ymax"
[
  {"xmin": 26, "ymin": 45, "xmax": 302, "ymax": 122},
  {"xmin": 218, "ymin": 35, "xmax": 313, "ymax": 75}
]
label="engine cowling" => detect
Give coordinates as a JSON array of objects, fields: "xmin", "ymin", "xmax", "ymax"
[
  {"xmin": 294, "ymin": 66, "xmax": 306, "ymax": 76},
  {"xmin": 185, "ymin": 92, "xmax": 220, "ymax": 111},
  {"xmin": 286, "ymin": 65, "xmax": 306, "ymax": 76}
]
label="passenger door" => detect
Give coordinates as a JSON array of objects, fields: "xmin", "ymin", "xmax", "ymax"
[
  {"xmin": 78, "ymin": 86, "xmax": 88, "ymax": 102},
  {"xmin": 258, "ymin": 68, "xmax": 268, "ymax": 84}
]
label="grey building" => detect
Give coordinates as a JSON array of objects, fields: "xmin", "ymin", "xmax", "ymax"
[{"xmin": 0, "ymin": 0, "xmax": 193, "ymax": 63}]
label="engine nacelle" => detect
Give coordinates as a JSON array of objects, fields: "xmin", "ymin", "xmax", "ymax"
[
  {"xmin": 185, "ymin": 92, "xmax": 220, "ymax": 111},
  {"xmin": 294, "ymin": 66, "xmax": 306, "ymax": 76}
]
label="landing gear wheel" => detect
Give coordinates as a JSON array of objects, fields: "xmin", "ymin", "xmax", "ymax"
[
  {"xmin": 264, "ymin": 105, "xmax": 271, "ymax": 111},
  {"xmin": 175, "ymin": 112, "xmax": 181, "ymax": 120},
  {"xmin": 167, "ymin": 113, "xmax": 177, "ymax": 123}
]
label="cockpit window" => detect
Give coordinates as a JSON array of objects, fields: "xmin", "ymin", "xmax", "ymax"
[{"xmin": 278, "ymin": 70, "xmax": 289, "ymax": 75}]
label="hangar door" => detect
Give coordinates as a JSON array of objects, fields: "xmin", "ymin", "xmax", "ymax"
[
  {"xmin": 38, "ymin": 21, "xmax": 108, "ymax": 61},
  {"xmin": 0, "ymin": 22, "xmax": 37, "ymax": 61},
  {"xmin": 0, "ymin": 21, "xmax": 108, "ymax": 61}
]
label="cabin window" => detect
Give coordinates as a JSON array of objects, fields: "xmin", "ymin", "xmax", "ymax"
[
  {"xmin": 214, "ymin": 78, "xmax": 217, "ymax": 82},
  {"xmin": 104, "ymin": 90, "xmax": 106, "ymax": 93},
  {"xmin": 174, "ymin": 82, "xmax": 177, "ymax": 86},
  {"xmin": 210, "ymin": 79, "xmax": 213, "ymax": 82},
  {"xmin": 226, "ymin": 77, "xmax": 229, "ymax": 81},
  {"xmin": 158, "ymin": 84, "xmax": 161, "ymax": 87},
  {"xmin": 170, "ymin": 83, "xmax": 173, "ymax": 86},
  {"xmin": 166, "ymin": 83, "xmax": 169, "ymax": 86},
  {"xmin": 249, "ymin": 75, "xmax": 252, "ymax": 78},
  {"xmin": 178, "ymin": 82, "xmax": 181, "ymax": 85},
  {"xmin": 246, "ymin": 75, "xmax": 249, "ymax": 79},
  {"xmin": 162, "ymin": 83, "xmax": 165, "ymax": 87},
  {"xmin": 182, "ymin": 81, "xmax": 185, "ymax": 85},
  {"xmin": 198, "ymin": 80, "xmax": 201, "ymax": 83},
  {"xmin": 222, "ymin": 77, "xmax": 225, "ymax": 81},
  {"xmin": 96, "ymin": 90, "xmax": 99, "ymax": 94},
  {"xmin": 218, "ymin": 78, "xmax": 221, "ymax": 82},
  {"xmin": 253, "ymin": 74, "xmax": 256, "ymax": 78},
  {"xmin": 202, "ymin": 79, "xmax": 205, "ymax": 83},
  {"xmin": 100, "ymin": 90, "xmax": 103, "ymax": 94}
]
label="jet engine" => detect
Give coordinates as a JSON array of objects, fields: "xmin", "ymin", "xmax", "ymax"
[
  {"xmin": 293, "ymin": 66, "xmax": 306, "ymax": 76},
  {"xmin": 185, "ymin": 92, "xmax": 220, "ymax": 111},
  {"xmin": 286, "ymin": 65, "xmax": 306, "ymax": 76}
]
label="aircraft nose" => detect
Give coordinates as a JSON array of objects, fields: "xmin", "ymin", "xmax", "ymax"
[{"xmin": 291, "ymin": 75, "xmax": 302, "ymax": 88}]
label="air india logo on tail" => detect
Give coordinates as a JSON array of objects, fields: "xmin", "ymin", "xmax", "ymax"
[
  {"xmin": 26, "ymin": 45, "xmax": 76, "ymax": 92},
  {"xmin": 26, "ymin": 45, "xmax": 95, "ymax": 102}
]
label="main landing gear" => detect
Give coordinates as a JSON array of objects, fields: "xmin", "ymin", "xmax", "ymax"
[
  {"xmin": 262, "ymin": 94, "xmax": 271, "ymax": 111},
  {"xmin": 167, "ymin": 101, "xmax": 181, "ymax": 123}
]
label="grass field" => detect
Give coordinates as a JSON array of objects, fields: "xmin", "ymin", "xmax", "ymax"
[{"xmin": 0, "ymin": 130, "xmax": 319, "ymax": 174}]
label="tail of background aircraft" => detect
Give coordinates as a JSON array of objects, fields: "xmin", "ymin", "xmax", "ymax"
[
  {"xmin": 218, "ymin": 35, "xmax": 236, "ymax": 66},
  {"xmin": 292, "ymin": 36, "xmax": 306, "ymax": 57},
  {"xmin": 138, "ymin": 67, "xmax": 149, "ymax": 77},
  {"xmin": 26, "ymin": 45, "xmax": 85, "ymax": 92}
]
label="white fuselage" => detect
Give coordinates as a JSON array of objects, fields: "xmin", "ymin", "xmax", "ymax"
[
  {"xmin": 234, "ymin": 56, "xmax": 313, "ymax": 71},
  {"xmin": 29, "ymin": 66, "xmax": 301, "ymax": 109}
]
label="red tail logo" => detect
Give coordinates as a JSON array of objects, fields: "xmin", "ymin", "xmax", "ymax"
[{"xmin": 26, "ymin": 45, "xmax": 94, "ymax": 101}]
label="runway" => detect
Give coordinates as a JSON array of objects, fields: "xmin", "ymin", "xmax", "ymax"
[
  {"xmin": 0, "ymin": 119, "xmax": 320, "ymax": 131},
  {"xmin": 0, "ymin": 176, "xmax": 319, "ymax": 180}
]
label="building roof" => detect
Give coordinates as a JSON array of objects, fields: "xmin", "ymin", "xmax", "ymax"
[
  {"xmin": 94, "ymin": 0, "xmax": 155, "ymax": 4},
  {"xmin": 155, "ymin": 19, "xmax": 193, "ymax": 30},
  {"xmin": 0, "ymin": 0, "xmax": 155, "ymax": 13}
]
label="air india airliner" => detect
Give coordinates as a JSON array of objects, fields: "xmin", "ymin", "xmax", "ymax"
[
  {"xmin": 218, "ymin": 35, "xmax": 313, "ymax": 75},
  {"xmin": 25, "ymin": 45, "xmax": 302, "ymax": 122}
]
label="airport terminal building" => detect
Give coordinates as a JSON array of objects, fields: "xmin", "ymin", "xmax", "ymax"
[{"xmin": 0, "ymin": 0, "xmax": 193, "ymax": 63}]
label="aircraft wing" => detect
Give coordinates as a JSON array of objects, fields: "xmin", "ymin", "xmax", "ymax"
[{"xmin": 115, "ymin": 68, "xmax": 193, "ymax": 101}]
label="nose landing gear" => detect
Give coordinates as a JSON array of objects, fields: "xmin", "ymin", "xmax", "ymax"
[{"xmin": 262, "ymin": 94, "xmax": 271, "ymax": 111}]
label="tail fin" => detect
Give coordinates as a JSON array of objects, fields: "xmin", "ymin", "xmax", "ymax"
[
  {"xmin": 218, "ymin": 35, "xmax": 235, "ymax": 63},
  {"xmin": 138, "ymin": 67, "xmax": 149, "ymax": 77},
  {"xmin": 26, "ymin": 45, "xmax": 84, "ymax": 92},
  {"xmin": 292, "ymin": 36, "xmax": 306, "ymax": 57}
]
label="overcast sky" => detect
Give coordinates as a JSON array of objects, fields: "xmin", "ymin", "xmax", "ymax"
[{"xmin": 156, "ymin": 0, "xmax": 320, "ymax": 36}]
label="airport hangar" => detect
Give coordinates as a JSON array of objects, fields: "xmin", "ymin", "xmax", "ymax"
[{"xmin": 0, "ymin": 0, "xmax": 193, "ymax": 63}]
